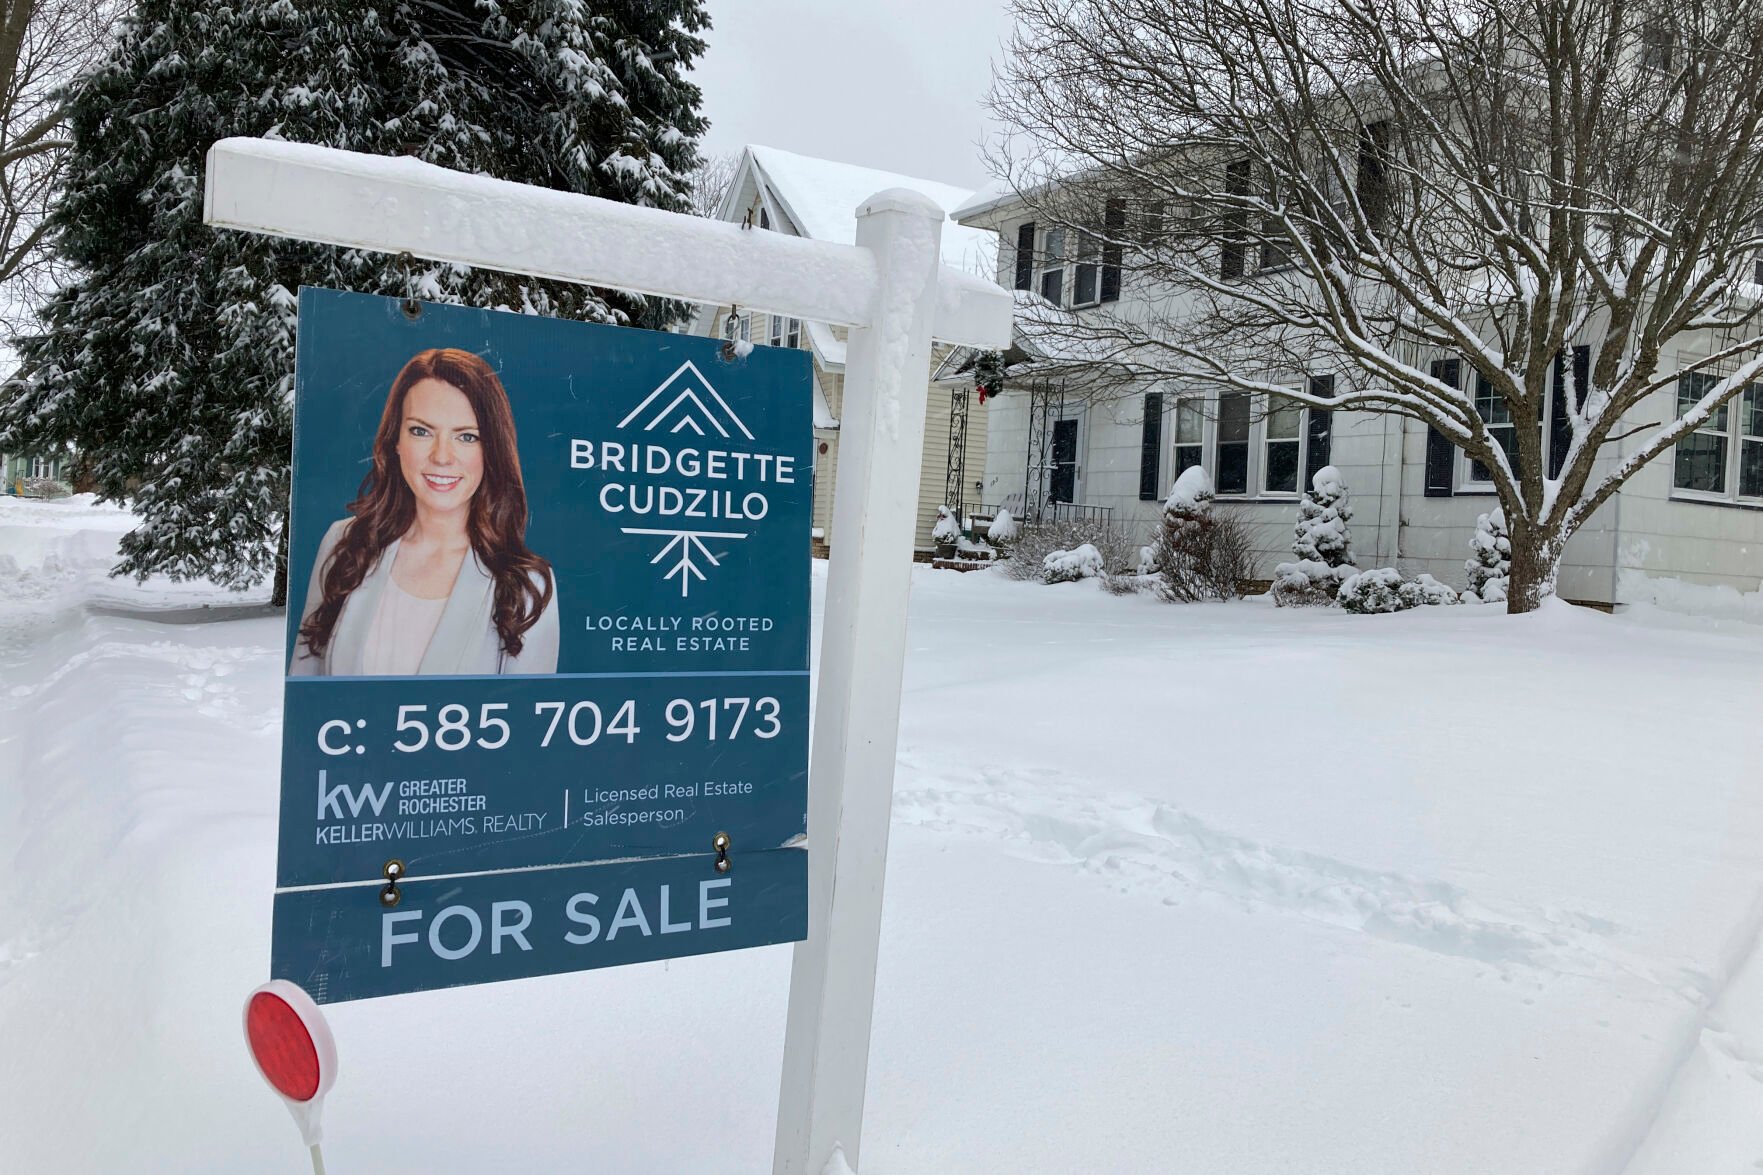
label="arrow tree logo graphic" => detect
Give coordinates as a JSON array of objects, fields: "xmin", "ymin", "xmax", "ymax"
[{"xmin": 618, "ymin": 361, "xmax": 757, "ymax": 596}]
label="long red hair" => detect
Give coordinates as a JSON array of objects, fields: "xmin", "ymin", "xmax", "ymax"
[{"xmin": 297, "ymin": 348, "xmax": 554, "ymax": 661}]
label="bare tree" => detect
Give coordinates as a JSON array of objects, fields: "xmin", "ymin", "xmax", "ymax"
[
  {"xmin": 0, "ymin": 0, "xmax": 114, "ymax": 333},
  {"xmin": 989, "ymin": 0, "xmax": 1763, "ymax": 612},
  {"xmin": 687, "ymin": 148, "xmax": 740, "ymax": 218}
]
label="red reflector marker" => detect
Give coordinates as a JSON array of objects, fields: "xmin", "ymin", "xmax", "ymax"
[{"xmin": 243, "ymin": 980, "xmax": 337, "ymax": 1172}]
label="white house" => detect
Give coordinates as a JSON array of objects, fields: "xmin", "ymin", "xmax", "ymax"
[
  {"xmin": 950, "ymin": 189, "xmax": 1763, "ymax": 611},
  {"xmin": 689, "ymin": 145, "xmax": 997, "ymax": 556}
]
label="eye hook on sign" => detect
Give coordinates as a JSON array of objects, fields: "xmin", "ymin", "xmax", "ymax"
[
  {"xmin": 713, "ymin": 831, "xmax": 732, "ymax": 874},
  {"xmin": 395, "ymin": 251, "xmax": 423, "ymax": 320},
  {"xmin": 380, "ymin": 858, "xmax": 406, "ymax": 909}
]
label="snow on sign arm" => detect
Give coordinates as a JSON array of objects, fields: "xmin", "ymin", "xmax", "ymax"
[{"xmin": 267, "ymin": 289, "xmax": 812, "ymax": 1004}]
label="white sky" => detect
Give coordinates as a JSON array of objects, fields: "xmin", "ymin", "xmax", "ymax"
[{"xmin": 695, "ymin": 0, "xmax": 1013, "ymax": 193}]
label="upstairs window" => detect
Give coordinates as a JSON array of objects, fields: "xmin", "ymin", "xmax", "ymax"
[
  {"xmin": 1640, "ymin": 21, "xmax": 1674, "ymax": 71},
  {"xmin": 768, "ymin": 314, "xmax": 800, "ymax": 349},
  {"xmin": 1221, "ymin": 160, "xmax": 1252, "ymax": 279},
  {"xmin": 1356, "ymin": 121, "xmax": 1394, "ymax": 238},
  {"xmin": 1073, "ymin": 230, "xmax": 1102, "ymax": 306},
  {"xmin": 1014, "ymin": 222, "xmax": 1036, "ymax": 291},
  {"xmin": 1038, "ymin": 226, "xmax": 1067, "ymax": 306}
]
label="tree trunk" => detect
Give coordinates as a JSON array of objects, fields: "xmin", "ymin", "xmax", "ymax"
[
  {"xmin": 270, "ymin": 521, "xmax": 289, "ymax": 609},
  {"xmin": 1505, "ymin": 525, "xmax": 1563, "ymax": 615}
]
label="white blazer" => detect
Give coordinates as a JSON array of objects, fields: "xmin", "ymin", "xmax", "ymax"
[{"xmin": 289, "ymin": 519, "xmax": 560, "ymax": 676}]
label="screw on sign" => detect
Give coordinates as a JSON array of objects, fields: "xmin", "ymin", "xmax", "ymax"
[{"xmin": 243, "ymin": 980, "xmax": 337, "ymax": 1174}]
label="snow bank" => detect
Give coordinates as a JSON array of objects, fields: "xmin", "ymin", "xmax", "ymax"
[{"xmin": 1617, "ymin": 567, "xmax": 1763, "ymax": 625}]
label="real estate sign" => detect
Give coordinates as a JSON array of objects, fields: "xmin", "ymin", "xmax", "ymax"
[{"xmin": 271, "ymin": 288, "xmax": 811, "ymax": 1003}]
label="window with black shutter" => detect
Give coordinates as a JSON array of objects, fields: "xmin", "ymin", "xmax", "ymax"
[
  {"xmin": 1138, "ymin": 392, "xmax": 1164, "ymax": 499},
  {"xmin": 1221, "ymin": 161, "xmax": 1251, "ymax": 279},
  {"xmin": 1101, "ymin": 198, "xmax": 1126, "ymax": 302},
  {"xmin": 1014, "ymin": 222, "xmax": 1036, "ymax": 291},
  {"xmin": 1425, "ymin": 358, "xmax": 1459, "ymax": 496},
  {"xmin": 1305, "ymin": 374, "xmax": 1335, "ymax": 487}
]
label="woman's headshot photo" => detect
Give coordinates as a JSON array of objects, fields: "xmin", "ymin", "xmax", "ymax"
[{"xmin": 290, "ymin": 347, "xmax": 560, "ymax": 676}]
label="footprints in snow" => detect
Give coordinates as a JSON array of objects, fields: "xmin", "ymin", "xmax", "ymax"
[{"xmin": 891, "ymin": 757, "xmax": 1661, "ymax": 986}]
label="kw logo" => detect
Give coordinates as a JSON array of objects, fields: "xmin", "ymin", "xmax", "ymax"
[
  {"xmin": 617, "ymin": 360, "xmax": 755, "ymax": 440},
  {"xmin": 316, "ymin": 772, "xmax": 393, "ymax": 821}
]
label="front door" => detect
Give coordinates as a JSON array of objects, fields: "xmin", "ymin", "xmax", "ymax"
[{"xmin": 1049, "ymin": 419, "xmax": 1078, "ymax": 503}]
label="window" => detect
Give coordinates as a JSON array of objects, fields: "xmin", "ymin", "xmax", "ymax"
[
  {"xmin": 1221, "ymin": 160, "xmax": 1252, "ymax": 279},
  {"xmin": 1469, "ymin": 373, "xmax": 1519, "ymax": 484},
  {"xmin": 1356, "ymin": 121, "xmax": 1394, "ymax": 237},
  {"xmin": 1139, "ymin": 392, "xmax": 1164, "ymax": 500},
  {"xmin": 1744, "ymin": 386, "xmax": 1763, "ymax": 498},
  {"xmin": 1038, "ymin": 226, "xmax": 1066, "ymax": 306},
  {"xmin": 1216, "ymin": 392, "xmax": 1252, "ymax": 494},
  {"xmin": 1673, "ymin": 372, "xmax": 1728, "ymax": 494},
  {"xmin": 1640, "ymin": 21, "xmax": 1674, "ymax": 71},
  {"xmin": 1549, "ymin": 346, "xmax": 1590, "ymax": 478},
  {"xmin": 1172, "ymin": 397, "xmax": 1204, "ymax": 479},
  {"xmin": 1305, "ymin": 374, "xmax": 1335, "ymax": 487},
  {"xmin": 1425, "ymin": 358, "xmax": 1460, "ymax": 497},
  {"xmin": 1100, "ymin": 198, "xmax": 1126, "ymax": 302},
  {"xmin": 1672, "ymin": 372, "xmax": 1763, "ymax": 499},
  {"xmin": 1259, "ymin": 173, "xmax": 1292, "ymax": 272},
  {"xmin": 30, "ymin": 456, "xmax": 51, "ymax": 479},
  {"xmin": 767, "ymin": 315, "xmax": 800, "ymax": 349},
  {"xmin": 1073, "ymin": 230, "xmax": 1101, "ymax": 306},
  {"xmin": 1263, "ymin": 397, "xmax": 1303, "ymax": 493},
  {"xmin": 1014, "ymin": 222, "xmax": 1036, "ymax": 291},
  {"xmin": 759, "ymin": 206, "xmax": 771, "ymax": 230}
]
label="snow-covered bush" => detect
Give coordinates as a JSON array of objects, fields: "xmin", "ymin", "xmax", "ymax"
[
  {"xmin": 1150, "ymin": 468, "xmax": 1249, "ymax": 601},
  {"xmin": 1004, "ymin": 517, "xmax": 1142, "ymax": 583},
  {"xmin": 1043, "ymin": 543, "xmax": 1105, "ymax": 584},
  {"xmin": 1462, "ymin": 509, "xmax": 1512, "ymax": 604},
  {"xmin": 1272, "ymin": 466, "xmax": 1356, "ymax": 606},
  {"xmin": 986, "ymin": 508, "xmax": 1019, "ymax": 544},
  {"xmin": 932, "ymin": 505, "xmax": 963, "ymax": 546},
  {"xmin": 1338, "ymin": 568, "xmax": 1408, "ymax": 613},
  {"xmin": 1339, "ymin": 568, "xmax": 1464, "ymax": 613},
  {"xmin": 20, "ymin": 477, "xmax": 72, "ymax": 500}
]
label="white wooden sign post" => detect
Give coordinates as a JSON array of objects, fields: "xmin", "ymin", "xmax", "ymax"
[{"xmin": 204, "ymin": 137, "xmax": 1012, "ymax": 1175}]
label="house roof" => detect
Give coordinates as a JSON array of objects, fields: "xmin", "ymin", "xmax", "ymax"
[{"xmin": 741, "ymin": 144, "xmax": 998, "ymax": 277}]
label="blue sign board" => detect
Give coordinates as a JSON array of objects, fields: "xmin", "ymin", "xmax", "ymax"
[{"xmin": 271, "ymin": 289, "xmax": 811, "ymax": 1003}]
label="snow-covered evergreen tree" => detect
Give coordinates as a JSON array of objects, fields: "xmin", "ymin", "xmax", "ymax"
[
  {"xmin": 933, "ymin": 505, "xmax": 962, "ymax": 545},
  {"xmin": 1463, "ymin": 508, "xmax": 1512, "ymax": 604},
  {"xmin": 0, "ymin": 0, "xmax": 710, "ymax": 603},
  {"xmin": 1272, "ymin": 465, "xmax": 1356, "ymax": 605}
]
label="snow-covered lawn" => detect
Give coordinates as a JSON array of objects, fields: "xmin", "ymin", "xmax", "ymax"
[{"xmin": 3, "ymin": 495, "xmax": 1762, "ymax": 1172}]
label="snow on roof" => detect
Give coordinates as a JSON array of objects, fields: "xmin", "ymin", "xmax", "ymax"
[
  {"xmin": 747, "ymin": 144, "xmax": 998, "ymax": 277},
  {"xmin": 952, "ymin": 179, "xmax": 1014, "ymax": 222}
]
